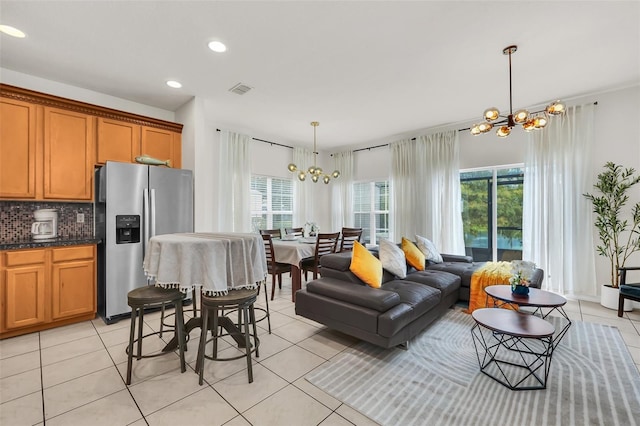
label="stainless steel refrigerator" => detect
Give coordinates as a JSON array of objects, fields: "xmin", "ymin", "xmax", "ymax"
[{"xmin": 95, "ymin": 161, "xmax": 193, "ymax": 323}]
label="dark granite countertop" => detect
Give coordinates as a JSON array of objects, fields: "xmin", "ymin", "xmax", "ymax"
[{"xmin": 0, "ymin": 237, "xmax": 101, "ymax": 251}]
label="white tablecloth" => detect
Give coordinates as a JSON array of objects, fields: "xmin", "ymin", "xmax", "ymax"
[
  {"xmin": 143, "ymin": 233, "xmax": 267, "ymax": 296},
  {"xmin": 272, "ymin": 240, "xmax": 316, "ymax": 266}
]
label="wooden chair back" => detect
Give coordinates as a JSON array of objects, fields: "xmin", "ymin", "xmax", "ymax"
[
  {"xmin": 340, "ymin": 227, "xmax": 363, "ymax": 252},
  {"xmin": 261, "ymin": 233, "xmax": 277, "ymax": 264},
  {"xmin": 260, "ymin": 229, "xmax": 282, "ymax": 240},
  {"xmin": 314, "ymin": 232, "xmax": 340, "ymax": 259},
  {"xmin": 284, "ymin": 227, "xmax": 304, "ymax": 238}
]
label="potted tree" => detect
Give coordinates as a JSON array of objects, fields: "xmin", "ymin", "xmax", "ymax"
[{"xmin": 584, "ymin": 162, "xmax": 640, "ymax": 310}]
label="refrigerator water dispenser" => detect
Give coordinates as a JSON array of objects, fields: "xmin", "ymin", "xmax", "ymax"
[{"xmin": 116, "ymin": 215, "xmax": 140, "ymax": 244}]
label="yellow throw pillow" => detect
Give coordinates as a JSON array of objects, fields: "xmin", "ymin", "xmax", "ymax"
[
  {"xmin": 349, "ymin": 241, "xmax": 383, "ymax": 288},
  {"xmin": 402, "ymin": 237, "xmax": 425, "ymax": 271}
]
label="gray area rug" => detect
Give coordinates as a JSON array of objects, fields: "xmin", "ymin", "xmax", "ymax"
[{"xmin": 306, "ymin": 310, "xmax": 640, "ymax": 426}]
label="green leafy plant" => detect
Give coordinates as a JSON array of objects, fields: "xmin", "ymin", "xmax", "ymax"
[{"xmin": 584, "ymin": 162, "xmax": 640, "ymax": 287}]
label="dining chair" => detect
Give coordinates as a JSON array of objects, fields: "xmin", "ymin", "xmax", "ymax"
[
  {"xmin": 301, "ymin": 232, "xmax": 340, "ymax": 280},
  {"xmin": 618, "ymin": 266, "xmax": 640, "ymax": 317},
  {"xmin": 339, "ymin": 227, "xmax": 363, "ymax": 252},
  {"xmin": 260, "ymin": 228, "xmax": 282, "ymax": 240},
  {"xmin": 261, "ymin": 233, "xmax": 293, "ymax": 300},
  {"xmin": 284, "ymin": 227, "xmax": 304, "ymax": 238}
]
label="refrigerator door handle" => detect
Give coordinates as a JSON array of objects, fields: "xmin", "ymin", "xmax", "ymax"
[
  {"xmin": 143, "ymin": 188, "xmax": 150, "ymax": 257},
  {"xmin": 150, "ymin": 188, "xmax": 157, "ymax": 239}
]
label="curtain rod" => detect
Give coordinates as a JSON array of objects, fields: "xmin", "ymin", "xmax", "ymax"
[
  {"xmin": 216, "ymin": 128, "xmax": 294, "ymax": 150},
  {"xmin": 349, "ymin": 101, "xmax": 598, "ymax": 154},
  {"xmin": 218, "ymin": 100, "xmax": 598, "ymax": 155}
]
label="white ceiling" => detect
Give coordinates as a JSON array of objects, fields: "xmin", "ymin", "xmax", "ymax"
[{"xmin": 1, "ymin": 1, "xmax": 639, "ymax": 150}]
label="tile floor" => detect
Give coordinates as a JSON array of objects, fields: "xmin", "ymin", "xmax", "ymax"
[{"xmin": 1, "ymin": 277, "xmax": 639, "ymax": 426}]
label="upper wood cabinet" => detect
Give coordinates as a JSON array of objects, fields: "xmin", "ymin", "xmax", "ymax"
[
  {"xmin": 0, "ymin": 98, "xmax": 37, "ymax": 198},
  {"xmin": 141, "ymin": 126, "xmax": 174, "ymax": 166},
  {"xmin": 96, "ymin": 118, "xmax": 141, "ymax": 164},
  {"xmin": 97, "ymin": 122, "xmax": 181, "ymax": 168},
  {"xmin": 43, "ymin": 107, "xmax": 94, "ymax": 200},
  {"xmin": 0, "ymin": 84, "xmax": 183, "ymax": 201}
]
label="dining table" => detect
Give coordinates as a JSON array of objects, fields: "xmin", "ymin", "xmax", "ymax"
[
  {"xmin": 271, "ymin": 238, "xmax": 316, "ymax": 301},
  {"xmin": 142, "ymin": 232, "xmax": 267, "ymax": 350}
]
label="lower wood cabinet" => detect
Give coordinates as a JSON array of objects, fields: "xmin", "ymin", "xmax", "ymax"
[
  {"xmin": 51, "ymin": 246, "xmax": 95, "ymax": 320},
  {"xmin": 3, "ymin": 250, "xmax": 46, "ymax": 330},
  {"xmin": 0, "ymin": 245, "xmax": 96, "ymax": 338}
]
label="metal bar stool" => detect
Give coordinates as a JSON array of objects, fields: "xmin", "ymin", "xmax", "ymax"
[
  {"xmin": 254, "ymin": 280, "xmax": 271, "ymax": 333},
  {"xmin": 126, "ymin": 286, "xmax": 187, "ymax": 385},
  {"xmin": 195, "ymin": 288, "xmax": 260, "ymax": 385},
  {"xmin": 159, "ymin": 287, "xmax": 199, "ymax": 338}
]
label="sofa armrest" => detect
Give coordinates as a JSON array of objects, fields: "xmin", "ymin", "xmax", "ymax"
[
  {"xmin": 440, "ymin": 253, "xmax": 473, "ymax": 263},
  {"xmin": 306, "ymin": 278, "xmax": 401, "ymax": 312}
]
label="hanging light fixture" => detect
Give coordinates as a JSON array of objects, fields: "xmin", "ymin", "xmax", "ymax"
[
  {"xmin": 287, "ymin": 121, "xmax": 340, "ymax": 184},
  {"xmin": 470, "ymin": 45, "xmax": 565, "ymax": 138}
]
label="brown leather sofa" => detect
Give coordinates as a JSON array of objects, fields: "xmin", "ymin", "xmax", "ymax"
[{"xmin": 295, "ymin": 252, "xmax": 544, "ymax": 349}]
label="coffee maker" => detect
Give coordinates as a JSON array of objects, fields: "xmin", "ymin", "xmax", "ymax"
[{"xmin": 32, "ymin": 209, "xmax": 58, "ymax": 240}]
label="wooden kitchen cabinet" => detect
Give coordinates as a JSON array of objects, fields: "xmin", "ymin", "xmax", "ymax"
[
  {"xmin": 0, "ymin": 245, "xmax": 96, "ymax": 338},
  {"xmin": 0, "ymin": 84, "xmax": 183, "ymax": 202},
  {"xmin": 43, "ymin": 107, "xmax": 94, "ymax": 200},
  {"xmin": 1, "ymin": 250, "xmax": 47, "ymax": 332},
  {"xmin": 96, "ymin": 117, "xmax": 141, "ymax": 164},
  {"xmin": 51, "ymin": 246, "xmax": 95, "ymax": 320},
  {"xmin": 0, "ymin": 98, "xmax": 37, "ymax": 198},
  {"xmin": 141, "ymin": 126, "xmax": 179, "ymax": 167},
  {"xmin": 97, "ymin": 120, "xmax": 181, "ymax": 168}
]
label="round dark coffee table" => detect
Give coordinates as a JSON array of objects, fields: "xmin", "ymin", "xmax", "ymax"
[
  {"xmin": 484, "ymin": 285, "xmax": 572, "ymax": 349},
  {"xmin": 471, "ymin": 308, "xmax": 555, "ymax": 390}
]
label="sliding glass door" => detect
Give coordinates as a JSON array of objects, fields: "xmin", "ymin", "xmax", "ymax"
[{"xmin": 460, "ymin": 167, "xmax": 524, "ymax": 261}]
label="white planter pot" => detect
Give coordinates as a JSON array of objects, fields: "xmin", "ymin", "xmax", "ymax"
[{"xmin": 600, "ymin": 285, "xmax": 634, "ymax": 311}]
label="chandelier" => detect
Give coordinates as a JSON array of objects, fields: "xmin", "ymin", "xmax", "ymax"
[
  {"xmin": 471, "ymin": 45, "xmax": 565, "ymax": 138},
  {"xmin": 287, "ymin": 121, "xmax": 340, "ymax": 184}
]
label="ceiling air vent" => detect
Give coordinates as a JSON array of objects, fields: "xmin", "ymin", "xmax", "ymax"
[{"xmin": 229, "ymin": 83, "xmax": 252, "ymax": 95}]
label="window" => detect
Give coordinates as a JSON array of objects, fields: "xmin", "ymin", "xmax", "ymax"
[
  {"xmin": 250, "ymin": 176, "xmax": 293, "ymax": 232},
  {"xmin": 353, "ymin": 181, "xmax": 390, "ymax": 245},
  {"xmin": 460, "ymin": 166, "xmax": 524, "ymax": 261}
]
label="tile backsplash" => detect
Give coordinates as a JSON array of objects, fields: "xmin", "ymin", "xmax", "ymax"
[{"xmin": 0, "ymin": 201, "xmax": 94, "ymax": 242}]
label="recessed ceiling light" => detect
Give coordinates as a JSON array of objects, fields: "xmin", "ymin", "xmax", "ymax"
[
  {"xmin": 166, "ymin": 80, "xmax": 182, "ymax": 89},
  {"xmin": 0, "ymin": 25, "xmax": 26, "ymax": 38},
  {"xmin": 208, "ymin": 41, "xmax": 227, "ymax": 53}
]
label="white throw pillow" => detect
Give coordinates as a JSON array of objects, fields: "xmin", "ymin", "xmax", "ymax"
[
  {"xmin": 379, "ymin": 238, "xmax": 407, "ymax": 278},
  {"xmin": 415, "ymin": 235, "xmax": 443, "ymax": 263}
]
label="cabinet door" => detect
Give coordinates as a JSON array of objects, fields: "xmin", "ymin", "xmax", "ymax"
[
  {"xmin": 43, "ymin": 107, "xmax": 94, "ymax": 200},
  {"xmin": 4, "ymin": 265, "xmax": 47, "ymax": 329},
  {"xmin": 96, "ymin": 118, "xmax": 141, "ymax": 164},
  {"xmin": 141, "ymin": 126, "xmax": 173, "ymax": 166},
  {"xmin": 172, "ymin": 131, "xmax": 182, "ymax": 169},
  {"xmin": 0, "ymin": 98, "xmax": 37, "ymax": 198},
  {"xmin": 51, "ymin": 259, "xmax": 95, "ymax": 320}
]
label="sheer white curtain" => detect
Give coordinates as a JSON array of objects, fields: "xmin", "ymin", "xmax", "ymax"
[
  {"xmin": 390, "ymin": 139, "xmax": 416, "ymax": 241},
  {"xmin": 217, "ymin": 130, "xmax": 251, "ymax": 232},
  {"xmin": 293, "ymin": 147, "xmax": 315, "ymax": 226},
  {"xmin": 331, "ymin": 151, "xmax": 354, "ymax": 229},
  {"xmin": 523, "ymin": 103, "xmax": 597, "ymax": 297},
  {"xmin": 416, "ymin": 130, "xmax": 465, "ymax": 254}
]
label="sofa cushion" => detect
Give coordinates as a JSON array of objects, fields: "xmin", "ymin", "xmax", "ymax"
[
  {"xmin": 426, "ymin": 261, "xmax": 483, "ymax": 288},
  {"xmin": 377, "ymin": 280, "xmax": 441, "ymax": 337},
  {"xmin": 306, "ymin": 277, "xmax": 401, "ymax": 312},
  {"xmin": 415, "ymin": 234, "xmax": 443, "ymax": 263},
  {"xmin": 349, "ymin": 241, "xmax": 383, "ymax": 288},
  {"xmin": 379, "ymin": 238, "xmax": 407, "ymax": 279},
  {"xmin": 402, "ymin": 237, "xmax": 425, "ymax": 271},
  {"xmin": 404, "ymin": 270, "xmax": 461, "ymax": 298}
]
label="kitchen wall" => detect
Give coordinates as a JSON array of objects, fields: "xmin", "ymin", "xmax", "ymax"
[{"xmin": 0, "ymin": 201, "xmax": 94, "ymax": 242}]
